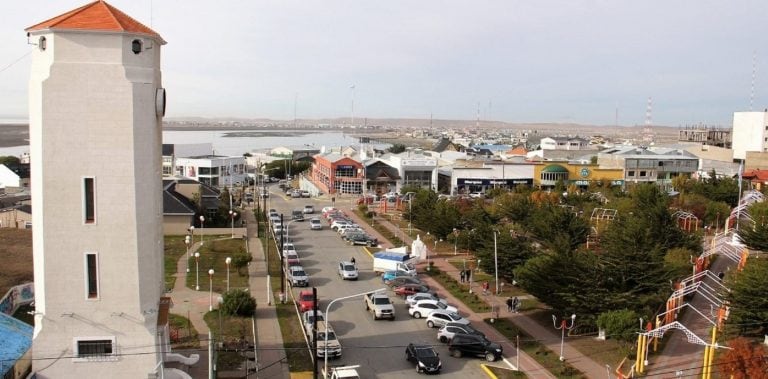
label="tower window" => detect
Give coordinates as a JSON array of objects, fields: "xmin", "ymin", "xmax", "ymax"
[
  {"xmin": 84, "ymin": 177, "xmax": 95, "ymax": 224},
  {"xmin": 73, "ymin": 337, "xmax": 117, "ymax": 361},
  {"xmin": 131, "ymin": 39, "xmax": 142, "ymax": 54},
  {"xmin": 85, "ymin": 253, "xmax": 99, "ymax": 299}
]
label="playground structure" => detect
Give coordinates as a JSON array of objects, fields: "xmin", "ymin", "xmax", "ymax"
[
  {"xmin": 672, "ymin": 210, "xmax": 700, "ymax": 233},
  {"xmin": 586, "ymin": 207, "xmax": 617, "ymax": 250},
  {"xmin": 623, "ymin": 190, "xmax": 764, "ymax": 379}
]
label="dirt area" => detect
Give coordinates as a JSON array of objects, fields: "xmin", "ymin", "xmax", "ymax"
[{"xmin": 0, "ymin": 228, "xmax": 33, "ymax": 296}]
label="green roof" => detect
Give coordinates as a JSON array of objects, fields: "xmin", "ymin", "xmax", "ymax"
[{"xmin": 542, "ymin": 165, "xmax": 569, "ymax": 173}]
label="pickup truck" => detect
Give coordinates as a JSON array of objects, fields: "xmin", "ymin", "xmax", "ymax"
[
  {"xmin": 322, "ymin": 365, "xmax": 360, "ymax": 379},
  {"xmin": 364, "ymin": 293, "xmax": 395, "ymax": 320},
  {"xmin": 288, "ymin": 265, "xmax": 309, "ymax": 287},
  {"xmin": 313, "ymin": 321, "xmax": 342, "ymax": 358}
]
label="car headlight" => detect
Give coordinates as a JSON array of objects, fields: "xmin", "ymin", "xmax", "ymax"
[
  {"xmin": 418, "ymin": 362, "xmax": 425, "ymax": 367},
  {"xmin": 495, "ymin": 348, "xmax": 502, "ymax": 352}
]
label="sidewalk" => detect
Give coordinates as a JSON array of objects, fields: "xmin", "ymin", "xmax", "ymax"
[
  {"xmin": 167, "ymin": 241, "xmax": 218, "ymax": 378},
  {"xmin": 345, "ymin": 209, "xmax": 610, "ymax": 379},
  {"xmin": 244, "ymin": 205, "xmax": 290, "ymax": 379}
]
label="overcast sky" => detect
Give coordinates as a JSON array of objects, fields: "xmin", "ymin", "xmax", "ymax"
[{"xmin": 1, "ymin": 0, "xmax": 766, "ymax": 126}]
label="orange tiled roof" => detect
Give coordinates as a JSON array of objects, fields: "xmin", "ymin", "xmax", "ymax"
[
  {"xmin": 26, "ymin": 0, "xmax": 164, "ymax": 42},
  {"xmin": 743, "ymin": 169, "xmax": 768, "ymax": 181}
]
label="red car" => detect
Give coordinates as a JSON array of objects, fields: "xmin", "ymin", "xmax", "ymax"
[
  {"xmin": 298, "ymin": 290, "xmax": 315, "ymax": 312},
  {"xmin": 394, "ymin": 284, "xmax": 431, "ymax": 298}
]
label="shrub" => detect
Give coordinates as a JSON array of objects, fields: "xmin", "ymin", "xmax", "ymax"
[
  {"xmin": 231, "ymin": 253, "xmax": 252, "ymax": 275},
  {"xmin": 221, "ymin": 289, "xmax": 256, "ymax": 317}
]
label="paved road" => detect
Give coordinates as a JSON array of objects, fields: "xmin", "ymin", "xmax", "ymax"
[{"xmin": 270, "ymin": 191, "xmax": 498, "ymax": 378}]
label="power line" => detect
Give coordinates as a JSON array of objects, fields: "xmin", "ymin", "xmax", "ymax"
[{"xmin": 0, "ymin": 49, "xmax": 33, "ymax": 75}]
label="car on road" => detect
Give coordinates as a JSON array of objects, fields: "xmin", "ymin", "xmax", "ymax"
[
  {"xmin": 282, "ymin": 242, "xmax": 297, "ymax": 254},
  {"xmin": 426, "ymin": 310, "xmax": 469, "ymax": 328},
  {"xmin": 386, "ymin": 276, "xmax": 423, "ymax": 288},
  {"xmin": 405, "ymin": 343, "xmax": 442, "ymax": 374},
  {"xmin": 448, "ymin": 333, "xmax": 502, "ymax": 362},
  {"xmin": 408, "ymin": 299, "xmax": 458, "ymax": 319},
  {"xmin": 347, "ymin": 233, "xmax": 378, "ymax": 247},
  {"xmin": 405, "ymin": 292, "xmax": 447, "ymax": 307},
  {"xmin": 394, "ymin": 284, "xmax": 432, "ymax": 298},
  {"xmin": 284, "ymin": 251, "xmax": 300, "ymax": 267},
  {"xmin": 291, "ymin": 209, "xmax": 305, "ymax": 221},
  {"xmin": 330, "ymin": 220, "xmax": 351, "ymax": 231},
  {"xmin": 291, "ymin": 190, "xmax": 302, "ymax": 198},
  {"xmin": 338, "ymin": 261, "xmax": 359, "ymax": 280},
  {"xmin": 314, "ymin": 321, "xmax": 342, "ymax": 358},
  {"xmin": 302, "ymin": 309, "xmax": 325, "ymax": 336},
  {"xmin": 309, "ymin": 218, "xmax": 323, "ymax": 230},
  {"xmin": 469, "ymin": 192, "xmax": 485, "ymax": 199},
  {"xmin": 437, "ymin": 322, "xmax": 485, "ymax": 343},
  {"xmin": 303, "ymin": 205, "xmax": 314, "ymax": 214},
  {"xmin": 383, "ymin": 270, "xmax": 414, "ymax": 284},
  {"xmin": 288, "ymin": 265, "xmax": 309, "ymax": 287},
  {"xmin": 301, "ymin": 190, "xmax": 311, "ymax": 198},
  {"xmin": 298, "ymin": 290, "xmax": 315, "ymax": 313}
]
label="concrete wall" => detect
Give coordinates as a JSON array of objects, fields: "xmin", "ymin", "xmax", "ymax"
[{"xmin": 732, "ymin": 112, "xmax": 768, "ymax": 160}]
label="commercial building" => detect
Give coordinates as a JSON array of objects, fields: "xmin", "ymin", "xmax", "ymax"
[
  {"xmin": 597, "ymin": 146, "xmax": 698, "ymax": 187},
  {"xmin": 732, "ymin": 111, "xmax": 768, "ymax": 160},
  {"xmin": 174, "ymin": 155, "xmax": 246, "ymax": 188}
]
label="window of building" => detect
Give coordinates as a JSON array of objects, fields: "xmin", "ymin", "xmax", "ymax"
[
  {"xmin": 74, "ymin": 337, "xmax": 116, "ymax": 361},
  {"xmin": 83, "ymin": 177, "xmax": 95, "ymax": 224},
  {"xmin": 199, "ymin": 167, "xmax": 211, "ymax": 175},
  {"xmin": 640, "ymin": 171, "xmax": 647, "ymax": 177},
  {"xmin": 85, "ymin": 253, "xmax": 99, "ymax": 299},
  {"xmin": 628, "ymin": 171, "xmax": 635, "ymax": 177}
]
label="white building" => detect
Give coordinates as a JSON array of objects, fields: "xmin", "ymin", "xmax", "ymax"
[
  {"xmin": 26, "ymin": 2, "xmax": 186, "ymax": 377},
  {"xmin": 175, "ymin": 155, "xmax": 246, "ymax": 188},
  {"xmin": 385, "ymin": 152, "xmax": 438, "ymax": 192},
  {"xmin": 162, "ymin": 143, "xmax": 212, "ymax": 176},
  {"xmin": 732, "ymin": 111, "xmax": 768, "ymax": 160},
  {"xmin": 0, "ymin": 165, "xmax": 21, "ymax": 188}
]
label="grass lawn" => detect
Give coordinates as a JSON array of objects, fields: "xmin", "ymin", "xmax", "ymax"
[
  {"xmin": 423, "ymin": 266, "xmax": 492, "ymax": 313},
  {"xmin": 486, "ymin": 365, "xmax": 528, "ymax": 378},
  {"xmin": 164, "ymin": 235, "xmax": 189, "ymax": 290},
  {"xmin": 186, "ymin": 235, "xmax": 250, "ymax": 293},
  {"xmin": 169, "ymin": 313, "xmax": 200, "ymax": 349},
  {"xmin": 203, "ymin": 311, "xmax": 254, "ymax": 371},
  {"xmin": 276, "ymin": 303, "xmax": 314, "ymax": 372},
  {"xmin": 0, "ymin": 228, "xmax": 32, "ymax": 296},
  {"xmin": 489, "ymin": 317, "xmax": 587, "ymax": 379}
]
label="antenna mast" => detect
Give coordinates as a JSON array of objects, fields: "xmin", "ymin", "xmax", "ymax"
[{"xmin": 642, "ymin": 97, "xmax": 654, "ymax": 144}]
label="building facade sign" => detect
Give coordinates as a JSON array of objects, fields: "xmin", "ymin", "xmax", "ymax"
[{"xmin": 458, "ymin": 178, "xmax": 533, "ymax": 186}]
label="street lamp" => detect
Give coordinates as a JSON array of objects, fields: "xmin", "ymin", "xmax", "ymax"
[
  {"xmin": 208, "ymin": 269, "xmax": 215, "ymax": 311},
  {"xmin": 225, "ymin": 257, "xmax": 232, "ymax": 292},
  {"xmin": 324, "ymin": 288, "xmax": 385, "ymax": 377},
  {"xmin": 453, "ymin": 228, "xmax": 459, "ymax": 255},
  {"xmin": 194, "ymin": 252, "xmax": 200, "ymax": 291},
  {"xmin": 552, "ymin": 314, "xmax": 577, "ymax": 361},
  {"xmin": 189, "ymin": 225, "xmax": 195, "ymax": 244},
  {"xmin": 493, "ymin": 231, "xmax": 499, "ymax": 295},
  {"xmin": 229, "ymin": 210, "xmax": 238, "ymax": 238},
  {"xmin": 199, "ymin": 215, "xmax": 205, "ymax": 245},
  {"xmin": 185, "ymin": 235, "xmax": 191, "ymax": 258}
]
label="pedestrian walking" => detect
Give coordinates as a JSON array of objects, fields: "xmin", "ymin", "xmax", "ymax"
[
  {"xmin": 512, "ymin": 296, "xmax": 520, "ymax": 313},
  {"xmin": 350, "ymin": 257, "xmax": 356, "ymax": 265},
  {"xmin": 482, "ymin": 281, "xmax": 489, "ymax": 295},
  {"xmin": 506, "ymin": 297, "xmax": 514, "ymax": 311},
  {"xmin": 459, "ymin": 270, "xmax": 466, "ymax": 283},
  {"xmin": 465, "ymin": 269, "xmax": 472, "ymax": 283}
]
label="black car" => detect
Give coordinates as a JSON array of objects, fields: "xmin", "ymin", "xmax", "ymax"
[
  {"xmin": 347, "ymin": 233, "xmax": 378, "ymax": 246},
  {"xmin": 405, "ymin": 343, "xmax": 441, "ymax": 374},
  {"xmin": 437, "ymin": 322, "xmax": 485, "ymax": 343},
  {"xmin": 448, "ymin": 333, "xmax": 502, "ymax": 362}
]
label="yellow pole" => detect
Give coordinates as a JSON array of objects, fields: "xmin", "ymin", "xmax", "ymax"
[
  {"xmin": 706, "ymin": 326, "xmax": 717, "ymax": 379},
  {"xmin": 654, "ymin": 317, "xmax": 660, "ymax": 352},
  {"xmin": 701, "ymin": 344, "xmax": 710, "ymax": 379},
  {"xmin": 636, "ymin": 334, "xmax": 643, "ymax": 373}
]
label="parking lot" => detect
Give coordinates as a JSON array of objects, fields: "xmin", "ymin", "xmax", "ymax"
[{"xmin": 266, "ymin": 188, "xmax": 496, "ymax": 378}]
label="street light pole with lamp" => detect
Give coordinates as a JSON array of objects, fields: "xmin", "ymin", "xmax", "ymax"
[
  {"xmin": 493, "ymin": 230, "xmax": 499, "ymax": 295},
  {"xmin": 229, "ymin": 210, "xmax": 238, "ymax": 238},
  {"xmin": 185, "ymin": 235, "xmax": 191, "ymax": 259},
  {"xmin": 324, "ymin": 288, "xmax": 386, "ymax": 377},
  {"xmin": 194, "ymin": 252, "xmax": 200, "ymax": 291},
  {"xmin": 552, "ymin": 314, "xmax": 576, "ymax": 361},
  {"xmin": 453, "ymin": 228, "xmax": 459, "ymax": 255},
  {"xmin": 199, "ymin": 215, "xmax": 205, "ymax": 245},
  {"xmin": 225, "ymin": 257, "xmax": 232, "ymax": 292},
  {"xmin": 189, "ymin": 225, "xmax": 195, "ymax": 245},
  {"xmin": 208, "ymin": 269, "xmax": 215, "ymax": 311}
]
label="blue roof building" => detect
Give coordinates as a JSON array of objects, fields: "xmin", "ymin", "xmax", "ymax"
[{"xmin": 0, "ymin": 312, "xmax": 33, "ymax": 378}]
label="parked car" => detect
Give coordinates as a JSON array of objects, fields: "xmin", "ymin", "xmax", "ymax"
[
  {"xmin": 405, "ymin": 343, "xmax": 442, "ymax": 374},
  {"xmin": 289, "ymin": 265, "xmax": 309, "ymax": 287},
  {"xmin": 386, "ymin": 276, "xmax": 423, "ymax": 288},
  {"xmin": 348, "ymin": 233, "xmax": 378, "ymax": 247},
  {"xmin": 448, "ymin": 333, "xmax": 502, "ymax": 362},
  {"xmin": 406, "ymin": 292, "xmax": 447, "ymax": 307},
  {"xmin": 284, "ymin": 251, "xmax": 300, "ymax": 267},
  {"xmin": 303, "ymin": 205, "xmax": 315, "ymax": 214},
  {"xmin": 301, "ymin": 190, "xmax": 311, "ymax": 198},
  {"xmin": 338, "ymin": 261, "xmax": 359, "ymax": 280},
  {"xmin": 309, "ymin": 218, "xmax": 323, "ymax": 230},
  {"xmin": 384, "ymin": 270, "xmax": 414, "ymax": 284},
  {"xmin": 330, "ymin": 220, "xmax": 351, "ymax": 231},
  {"xmin": 298, "ymin": 290, "xmax": 315, "ymax": 312},
  {"xmin": 394, "ymin": 283, "xmax": 432, "ymax": 298},
  {"xmin": 291, "ymin": 190, "xmax": 302, "ymax": 198},
  {"xmin": 426, "ymin": 310, "xmax": 470, "ymax": 328},
  {"xmin": 437, "ymin": 322, "xmax": 485, "ymax": 343},
  {"xmin": 469, "ymin": 192, "xmax": 485, "ymax": 199},
  {"xmin": 408, "ymin": 299, "xmax": 458, "ymax": 319}
]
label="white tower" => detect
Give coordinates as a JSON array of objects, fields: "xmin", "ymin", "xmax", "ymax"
[{"xmin": 26, "ymin": 1, "xmax": 168, "ymax": 377}]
